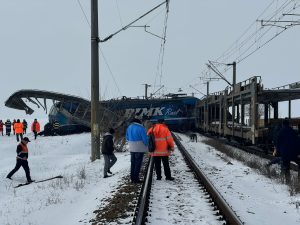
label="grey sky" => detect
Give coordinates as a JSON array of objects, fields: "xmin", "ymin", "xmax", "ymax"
[{"xmin": 1, "ymin": 0, "xmax": 300, "ymax": 120}]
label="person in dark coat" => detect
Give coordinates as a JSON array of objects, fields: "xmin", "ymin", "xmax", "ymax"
[
  {"xmin": 277, "ymin": 119, "xmax": 300, "ymax": 172},
  {"xmin": 5, "ymin": 119, "xmax": 12, "ymax": 136},
  {"xmin": 6, "ymin": 137, "xmax": 34, "ymax": 183},
  {"xmin": 101, "ymin": 128, "xmax": 117, "ymax": 178},
  {"xmin": 22, "ymin": 119, "xmax": 28, "ymax": 134},
  {"xmin": 12, "ymin": 119, "xmax": 16, "ymax": 135},
  {"xmin": 0, "ymin": 120, "xmax": 3, "ymax": 136},
  {"xmin": 265, "ymin": 122, "xmax": 284, "ymax": 167}
]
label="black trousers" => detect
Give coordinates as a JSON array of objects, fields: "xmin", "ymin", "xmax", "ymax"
[
  {"xmin": 154, "ymin": 156, "xmax": 171, "ymax": 179},
  {"xmin": 33, "ymin": 131, "xmax": 38, "ymax": 139},
  {"xmin": 7, "ymin": 159, "xmax": 32, "ymax": 182},
  {"xmin": 16, "ymin": 133, "xmax": 23, "ymax": 142}
]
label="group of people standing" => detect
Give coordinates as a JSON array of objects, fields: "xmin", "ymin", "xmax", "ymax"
[
  {"xmin": 6, "ymin": 116, "xmax": 174, "ymax": 185},
  {"xmin": 102, "ymin": 118, "xmax": 175, "ymax": 183},
  {"xmin": 0, "ymin": 119, "xmax": 40, "ymax": 141}
]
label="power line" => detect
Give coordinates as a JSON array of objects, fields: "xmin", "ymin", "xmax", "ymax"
[
  {"xmin": 153, "ymin": 1, "xmax": 170, "ymax": 95},
  {"xmin": 209, "ymin": 0, "xmax": 299, "ymax": 75},
  {"xmin": 190, "ymin": 0, "xmax": 299, "ymax": 94},
  {"xmin": 76, "ymin": 0, "xmax": 122, "ymax": 97},
  {"xmin": 77, "ymin": 0, "xmax": 90, "ymax": 27},
  {"xmin": 216, "ymin": 0, "xmax": 278, "ymax": 63},
  {"xmin": 115, "ymin": 0, "xmax": 124, "ymax": 27},
  {"xmin": 99, "ymin": 1, "xmax": 167, "ymax": 42}
]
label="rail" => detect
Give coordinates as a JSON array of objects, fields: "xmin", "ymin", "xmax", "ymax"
[
  {"xmin": 133, "ymin": 156, "xmax": 154, "ymax": 225},
  {"xmin": 173, "ymin": 133, "xmax": 244, "ymax": 225},
  {"xmin": 132, "ymin": 134, "xmax": 244, "ymax": 225}
]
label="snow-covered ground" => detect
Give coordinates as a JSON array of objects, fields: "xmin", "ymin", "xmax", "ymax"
[
  {"xmin": 1, "ymin": 132, "xmax": 131, "ymax": 225},
  {"xmin": 1, "ymin": 131, "xmax": 300, "ymax": 225},
  {"xmin": 176, "ymin": 133, "xmax": 300, "ymax": 225}
]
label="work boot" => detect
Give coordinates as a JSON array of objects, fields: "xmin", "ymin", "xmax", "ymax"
[{"xmin": 166, "ymin": 177, "xmax": 175, "ymax": 181}]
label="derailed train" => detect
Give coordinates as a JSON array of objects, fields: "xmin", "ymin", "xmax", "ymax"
[
  {"xmin": 47, "ymin": 93, "xmax": 199, "ymax": 132},
  {"xmin": 5, "ymin": 90, "xmax": 198, "ymax": 134},
  {"xmin": 5, "ymin": 77, "xmax": 300, "ymax": 146},
  {"xmin": 195, "ymin": 76, "xmax": 300, "ymax": 149}
]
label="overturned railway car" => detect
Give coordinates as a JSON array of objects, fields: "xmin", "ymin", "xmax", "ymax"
[
  {"xmin": 196, "ymin": 76, "xmax": 300, "ymax": 149},
  {"xmin": 5, "ymin": 90, "xmax": 199, "ymax": 134},
  {"xmin": 101, "ymin": 94, "xmax": 198, "ymax": 131}
]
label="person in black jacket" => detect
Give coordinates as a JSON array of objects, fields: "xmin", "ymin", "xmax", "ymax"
[
  {"xmin": 22, "ymin": 119, "xmax": 28, "ymax": 134},
  {"xmin": 5, "ymin": 119, "xmax": 12, "ymax": 136},
  {"xmin": 6, "ymin": 137, "xmax": 34, "ymax": 183},
  {"xmin": 101, "ymin": 128, "xmax": 117, "ymax": 178}
]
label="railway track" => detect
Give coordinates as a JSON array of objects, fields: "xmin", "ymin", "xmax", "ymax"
[
  {"xmin": 200, "ymin": 132, "xmax": 299, "ymax": 171},
  {"xmin": 132, "ymin": 134, "xmax": 244, "ymax": 225}
]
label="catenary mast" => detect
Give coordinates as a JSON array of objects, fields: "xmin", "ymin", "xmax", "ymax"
[{"xmin": 91, "ymin": 0, "xmax": 100, "ymax": 161}]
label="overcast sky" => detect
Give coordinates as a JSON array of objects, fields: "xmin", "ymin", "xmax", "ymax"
[{"xmin": 1, "ymin": 0, "xmax": 300, "ymax": 120}]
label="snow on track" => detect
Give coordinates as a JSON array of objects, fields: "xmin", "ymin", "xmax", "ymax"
[{"xmin": 147, "ymin": 147, "xmax": 223, "ymax": 225}]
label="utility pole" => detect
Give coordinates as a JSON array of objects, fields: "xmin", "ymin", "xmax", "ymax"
[
  {"xmin": 206, "ymin": 82, "xmax": 209, "ymax": 96},
  {"xmin": 226, "ymin": 61, "xmax": 236, "ymax": 86},
  {"xmin": 226, "ymin": 62, "xmax": 236, "ymax": 138},
  {"xmin": 199, "ymin": 77, "xmax": 220, "ymax": 96},
  {"xmin": 143, "ymin": 84, "xmax": 151, "ymax": 99},
  {"xmin": 201, "ymin": 77, "xmax": 220, "ymax": 132},
  {"xmin": 91, "ymin": 0, "xmax": 100, "ymax": 161},
  {"xmin": 89, "ymin": 1, "xmax": 168, "ymax": 161}
]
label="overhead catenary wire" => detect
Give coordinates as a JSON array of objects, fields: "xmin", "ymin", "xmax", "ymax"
[
  {"xmin": 235, "ymin": 1, "xmax": 300, "ymax": 64},
  {"xmin": 78, "ymin": 0, "xmax": 170, "ymax": 100},
  {"xmin": 99, "ymin": 1, "xmax": 168, "ymax": 42},
  {"xmin": 77, "ymin": 1, "xmax": 167, "ymax": 100},
  {"xmin": 76, "ymin": 0, "xmax": 122, "ymax": 99},
  {"xmin": 152, "ymin": 1, "xmax": 170, "ymax": 97},
  {"xmin": 216, "ymin": 0, "xmax": 278, "ymax": 63},
  {"xmin": 77, "ymin": 0, "xmax": 90, "ymax": 27},
  {"xmin": 199, "ymin": 0, "xmax": 300, "ymax": 84},
  {"xmin": 115, "ymin": 0, "xmax": 124, "ymax": 27},
  {"xmin": 217, "ymin": 0, "xmax": 299, "ymax": 65}
]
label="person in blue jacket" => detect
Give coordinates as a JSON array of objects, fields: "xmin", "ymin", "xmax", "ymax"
[{"xmin": 126, "ymin": 118, "xmax": 148, "ymax": 183}]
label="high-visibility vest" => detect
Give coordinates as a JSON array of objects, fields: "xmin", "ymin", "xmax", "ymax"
[
  {"xmin": 31, "ymin": 122, "xmax": 40, "ymax": 132},
  {"xmin": 14, "ymin": 122, "xmax": 24, "ymax": 134},
  {"xmin": 147, "ymin": 123, "xmax": 174, "ymax": 157},
  {"xmin": 17, "ymin": 143, "xmax": 29, "ymax": 160},
  {"xmin": 18, "ymin": 143, "xmax": 28, "ymax": 153}
]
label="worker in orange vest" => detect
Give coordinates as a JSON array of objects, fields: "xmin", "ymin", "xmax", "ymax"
[
  {"xmin": 7, "ymin": 137, "xmax": 34, "ymax": 183},
  {"xmin": 31, "ymin": 119, "xmax": 40, "ymax": 140},
  {"xmin": 14, "ymin": 119, "xmax": 24, "ymax": 142},
  {"xmin": 148, "ymin": 118, "xmax": 175, "ymax": 181}
]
